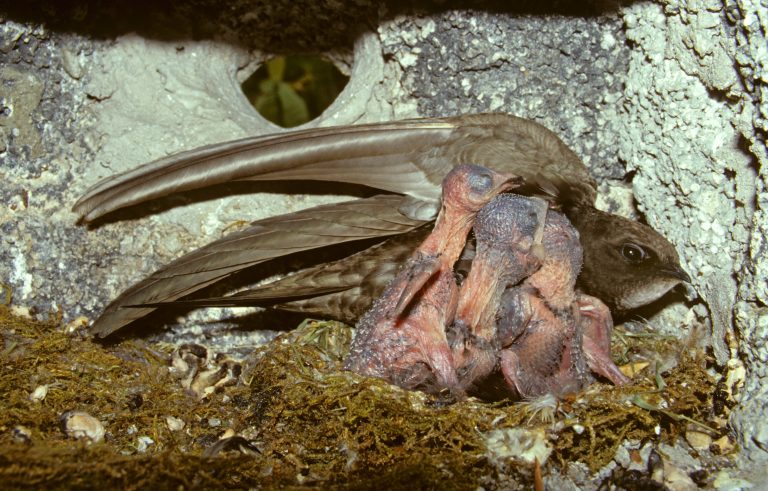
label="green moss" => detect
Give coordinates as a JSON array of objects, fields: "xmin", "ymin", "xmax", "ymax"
[{"xmin": 0, "ymin": 307, "xmax": 721, "ymax": 489}]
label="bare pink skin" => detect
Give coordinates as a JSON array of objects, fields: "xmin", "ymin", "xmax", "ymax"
[
  {"xmin": 344, "ymin": 164, "xmax": 521, "ymax": 395},
  {"xmin": 577, "ymin": 294, "xmax": 631, "ymax": 386},
  {"xmin": 496, "ymin": 211, "xmax": 594, "ymax": 399},
  {"xmin": 498, "ymin": 286, "xmax": 585, "ymax": 398},
  {"xmin": 449, "ymin": 194, "xmax": 547, "ymax": 390},
  {"xmin": 497, "ymin": 211, "xmax": 630, "ymax": 399},
  {"xmin": 498, "ymin": 288, "xmax": 629, "ymax": 399}
]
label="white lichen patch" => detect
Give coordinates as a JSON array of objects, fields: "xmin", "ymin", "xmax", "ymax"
[
  {"xmin": 483, "ymin": 427, "xmax": 552, "ymax": 467},
  {"xmin": 10, "ymin": 247, "xmax": 33, "ymax": 299},
  {"xmin": 60, "ymin": 411, "xmax": 105, "ymax": 443}
]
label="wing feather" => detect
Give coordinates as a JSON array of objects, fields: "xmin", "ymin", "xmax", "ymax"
[{"xmin": 89, "ymin": 194, "xmax": 428, "ymax": 337}]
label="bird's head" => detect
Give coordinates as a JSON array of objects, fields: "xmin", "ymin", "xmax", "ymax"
[
  {"xmin": 442, "ymin": 164, "xmax": 523, "ymax": 214},
  {"xmin": 567, "ymin": 206, "xmax": 691, "ymax": 312}
]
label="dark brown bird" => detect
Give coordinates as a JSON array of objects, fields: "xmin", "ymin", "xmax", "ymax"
[
  {"xmin": 344, "ymin": 164, "xmax": 520, "ymax": 394},
  {"xmin": 72, "ymin": 113, "xmax": 690, "ymax": 337},
  {"xmin": 567, "ymin": 205, "xmax": 691, "ymax": 311},
  {"xmin": 448, "ymin": 193, "xmax": 548, "ymax": 390}
]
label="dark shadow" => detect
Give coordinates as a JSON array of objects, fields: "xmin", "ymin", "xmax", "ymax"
[
  {"xmin": 736, "ymin": 134, "xmax": 760, "ymax": 210},
  {"xmin": 467, "ymin": 371, "xmax": 521, "ymax": 403},
  {"xmin": 97, "ymin": 307, "xmax": 314, "ymax": 346},
  {"xmin": 2, "ymin": 0, "xmax": 637, "ymax": 53},
  {"xmin": 219, "ymin": 309, "xmax": 317, "ymax": 333},
  {"xmin": 95, "ymin": 302, "xmax": 328, "ymax": 345}
]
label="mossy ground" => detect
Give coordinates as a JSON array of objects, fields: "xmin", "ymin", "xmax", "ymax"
[{"xmin": 0, "ymin": 305, "xmax": 729, "ymax": 490}]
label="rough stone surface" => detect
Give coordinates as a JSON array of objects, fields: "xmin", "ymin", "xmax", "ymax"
[
  {"xmin": 1, "ymin": 7, "xmax": 392, "ymax": 337},
  {"xmin": 379, "ymin": 11, "xmax": 630, "ymax": 180},
  {"xmin": 1, "ymin": 0, "xmax": 767, "ymax": 480},
  {"xmin": 728, "ymin": 0, "xmax": 768, "ymax": 470},
  {"xmin": 1, "ymin": 22, "xmax": 98, "ymax": 318},
  {"xmin": 614, "ymin": 0, "xmax": 768, "ymax": 469}
]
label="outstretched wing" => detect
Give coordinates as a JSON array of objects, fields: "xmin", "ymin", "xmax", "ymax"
[
  {"xmin": 90, "ymin": 194, "xmax": 430, "ymax": 337},
  {"xmin": 74, "ymin": 113, "xmax": 597, "ymax": 223},
  {"xmin": 137, "ymin": 227, "xmax": 431, "ymax": 324},
  {"xmin": 79, "ymin": 113, "xmax": 599, "ymax": 336}
]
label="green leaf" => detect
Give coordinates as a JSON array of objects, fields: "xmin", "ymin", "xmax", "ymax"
[
  {"xmin": 266, "ymin": 57, "xmax": 286, "ymax": 81},
  {"xmin": 277, "ymin": 82, "xmax": 309, "ymax": 128}
]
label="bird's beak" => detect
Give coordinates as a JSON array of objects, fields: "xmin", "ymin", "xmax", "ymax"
[
  {"xmin": 661, "ymin": 265, "xmax": 691, "ymax": 283},
  {"xmin": 493, "ymin": 172, "xmax": 524, "ymax": 194}
]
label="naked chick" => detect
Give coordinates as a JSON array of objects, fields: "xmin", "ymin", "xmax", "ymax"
[
  {"xmin": 344, "ymin": 164, "xmax": 520, "ymax": 395},
  {"xmin": 448, "ymin": 193, "xmax": 548, "ymax": 391},
  {"xmin": 498, "ymin": 211, "xmax": 628, "ymax": 398}
]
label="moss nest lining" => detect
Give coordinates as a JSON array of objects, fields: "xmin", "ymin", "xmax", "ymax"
[{"xmin": 0, "ymin": 305, "xmax": 727, "ymax": 489}]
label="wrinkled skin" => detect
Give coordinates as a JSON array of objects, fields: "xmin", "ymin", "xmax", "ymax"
[
  {"xmin": 498, "ymin": 288, "xmax": 587, "ymax": 398},
  {"xmin": 346, "ymin": 196, "xmax": 630, "ymax": 399},
  {"xmin": 577, "ymin": 294, "xmax": 631, "ymax": 386},
  {"xmin": 497, "ymin": 211, "xmax": 628, "ymax": 398},
  {"xmin": 448, "ymin": 194, "xmax": 548, "ymax": 391},
  {"xmin": 344, "ymin": 164, "xmax": 520, "ymax": 395}
]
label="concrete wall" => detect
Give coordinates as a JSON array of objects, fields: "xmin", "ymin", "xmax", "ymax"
[{"xmin": 1, "ymin": 0, "xmax": 766, "ymax": 470}]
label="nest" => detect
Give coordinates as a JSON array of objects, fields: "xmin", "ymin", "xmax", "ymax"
[{"xmin": 0, "ymin": 305, "xmax": 726, "ymax": 489}]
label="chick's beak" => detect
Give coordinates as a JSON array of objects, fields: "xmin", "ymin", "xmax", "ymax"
[{"xmin": 491, "ymin": 171, "xmax": 524, "ymax": 194}]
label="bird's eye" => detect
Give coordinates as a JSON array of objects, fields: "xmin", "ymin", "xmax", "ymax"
[
  {"xmin": 468, "ymin": 172, "xmax": 494, "ymax": 194},
  {"xmin": 621, "ymin": 243, "xmax": 648, "ymax": 262}
]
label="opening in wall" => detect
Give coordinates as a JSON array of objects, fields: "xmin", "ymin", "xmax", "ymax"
[{"xmin": 241, "ymin": 55, "xmax": 349, "ymax": 128}]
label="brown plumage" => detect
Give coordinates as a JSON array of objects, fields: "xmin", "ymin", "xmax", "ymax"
[{"xmin": 72, "ymin": 113, "xmax": 689, "ymax": 337}]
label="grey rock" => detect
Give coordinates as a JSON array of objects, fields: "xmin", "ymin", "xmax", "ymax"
[
  {"xmin": 615, "ymin": 0, "xmax": 768, "ymax": 469},
  {"xmin": 1, "ymin": 0, "xmax": 767, "ymax": 482}
]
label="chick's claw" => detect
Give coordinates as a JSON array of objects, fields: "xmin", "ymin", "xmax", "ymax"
[{"xmin": 344, "ymin": 164, "xmax": 520, "ymax": 395}]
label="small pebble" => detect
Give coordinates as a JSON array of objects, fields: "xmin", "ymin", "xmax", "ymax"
[
  {"xmin": 712, "ymin": 435, "xmax": 735, "ymax": 454},
  {"xmin": 165, "ymin": 416, "xmax": 185, "ymax": 431},
  {"xmin": 12, "ymin": 425, "xmax": 32, "ymax": 444},
  {"xmin": 29, "ymin": 384, "xmax": 48, "ymax": 402},
  {"xmin": 60, "ymin": 411, "xmax": 105, "ymax": 443},
  {"xmin": 136, "ymin": 436, "xmax": 154, "ymax": 453},
  {"xmin": 220, "ymin": 428, "xmax": 236, "ymax": 439},
  {"xmin": 63, "ymin": 316, "xmax": 89, "ymax": 333},
  {"xmin": 685, "ymin": 430, "xmax": 712, "ymax": 450}
]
